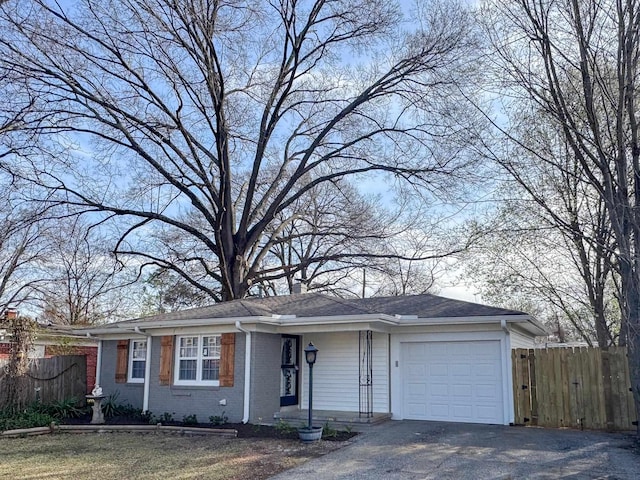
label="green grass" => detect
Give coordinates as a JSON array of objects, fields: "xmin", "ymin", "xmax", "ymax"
[{"xmin": 0, "ymin": 432, "xmax": 341, "ymax": 480}]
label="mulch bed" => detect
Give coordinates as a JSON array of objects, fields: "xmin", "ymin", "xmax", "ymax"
[{"xmin": 62, "ymin": 414, "xmax": 357, "ymax": 441}]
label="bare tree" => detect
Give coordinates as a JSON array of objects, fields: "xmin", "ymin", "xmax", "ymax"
[
  {"xmin": 260, "ymin": 180, "xmax": 406, "ymax": 296},
  {"xmin": 365, "ymin": 222, "xmax": 468, "ymax": 297},
  {"xmin": 37, "ymin": 218, "xmax": 141, "ymax": 325},
  {"xmin": 468, "ymin": 115, "xmax": 620, "ymax": 347},
  {"xmin": 0, "ymin": 177, "xmax": 52, "ymax": 313},
  {"xmin": 0, "ymin": 0, "xmax": 481, "ymax": 302},
  {"xmin": 464, "ymin": 199, "xmax": 619, "ymax": 346},
  {"xmin": 138, "ymin": 268, "xmax": 211, "ymax": 314},
  {"xmin": 263, "ymin": 193, "xmax": 465, "ymax": 298},
  {"xmin": 482, "ymin": 0, "xmax": 640, "ymax": 434}
]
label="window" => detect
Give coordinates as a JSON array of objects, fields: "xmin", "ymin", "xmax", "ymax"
[
  {"xmin": 128, "ymin": 340, "xmax": 147, "ymax": 383},
  {"xmin": 174, "ymin": 335, "xmax": 221, "ymax": 386}
]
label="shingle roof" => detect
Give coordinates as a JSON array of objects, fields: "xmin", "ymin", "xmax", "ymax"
[
  {"xmin": 352, "ymin": 294, "xmax": 523, "ymax": 318},
  {"xmin": 122, "ymin": 292, "xmax": 525, "ymax": 325}
]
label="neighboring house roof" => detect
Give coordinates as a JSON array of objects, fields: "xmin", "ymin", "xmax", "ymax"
[
  {"xmin": 79, "ymin": 292, "xmax": 547, "ymax": 337},
  {"xmin": 0, "ymin": 323, "xmax": 98, "ymax": 346}
]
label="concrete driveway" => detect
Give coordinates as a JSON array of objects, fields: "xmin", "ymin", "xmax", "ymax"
[{"xmin": 272, "ymin": 421, "xmax": 639, "ymax": 479}]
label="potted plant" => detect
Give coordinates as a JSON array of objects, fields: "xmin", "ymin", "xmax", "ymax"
[{"xmin": 297, "ymin": 424, "xmax": 323, "ymax": 442}]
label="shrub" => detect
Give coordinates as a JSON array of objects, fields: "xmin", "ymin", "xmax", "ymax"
[
  {"xmin": 140, "ymin": 410, "xmax": 155, "ymax": 424},
  {"xmin": 101, "ymin": 392, "xmax": 122, "ymax": 418},
  {"xmin": 0, "ymin": 405, "xmax": 57, "ymax": 432},
  {"xmin": 322, "ymin": 421, "xmax": 338, "ymax": 438},
  {"xmin": 47, "ymin": 398, "xmax": 88, "ymax": 419},
  {"xmin": 159, "ymin": 412, "xmax": 175, "ymax": 423},
  {"xmin": 182, "ymin": 414, "xmax": 198, "ymax": 426},
  {"xmin": 209, "ymin": 411, "xmax": 228, "ymax": 426},
  {"xmin": 182, "ymin": 415, "xmax": 198, "ymax": 425},
  {"xmin": 117, "ymin": 403, "xmax": 142, "ymax": 418},
  {"xmin": 274, "ymin": 419, "xmax": 296, "ymax": 435}
]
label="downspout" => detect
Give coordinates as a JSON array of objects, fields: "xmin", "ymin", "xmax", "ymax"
[
  {"xmin": 136, "ymin": 327, "xmax": 152, "ymax": 413},
  {"xmin": 235, "ymin": 320, "xmax": 252, "ymax": 424},
  {"xmin": 501, "ymin": 319, "xmax": 514, "ymax": 425},
  {"xmin": 501, "ymin": 319, "xmax": 509, "ymax": 334}
]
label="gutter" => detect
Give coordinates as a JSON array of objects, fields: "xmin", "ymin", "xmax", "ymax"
[
  {"xmin": 501, "ymin": 319, "xmax": 515, "ymax": 424},
  {"xmin": 235, "ymin": 320, "xmax": 252, "ymax": 424}
]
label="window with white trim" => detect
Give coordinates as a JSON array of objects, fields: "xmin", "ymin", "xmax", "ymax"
[
  {"xmin": 174, "ymin": 335, "xmax": 221, "ymax": 386},
  {"xmin": 128, "ymin": 340, "xmax": 147, "ymax": 383}
]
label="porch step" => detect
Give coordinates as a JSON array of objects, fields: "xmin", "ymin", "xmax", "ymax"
[{"xmin": 273, "ymin": 410, "xmax": 391, "ymax": 430}]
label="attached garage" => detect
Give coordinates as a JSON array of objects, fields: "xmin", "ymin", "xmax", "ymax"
[
  {"xmin": 390, "ymin": 328, "xmax": 521, "ymax": 425},
  {"xmin": 401, "ymin": 340, "xmax": 504, "ymax": 424}
]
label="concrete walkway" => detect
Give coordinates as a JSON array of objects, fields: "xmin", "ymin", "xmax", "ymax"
[{"xmin": 271, "ymin": 421, "xmax": 640, "ymax": 480}]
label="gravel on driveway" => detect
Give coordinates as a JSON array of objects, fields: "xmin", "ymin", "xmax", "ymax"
[{"xmin": 271, "ymin": 420, "xmax": 640, "ymax": 480}]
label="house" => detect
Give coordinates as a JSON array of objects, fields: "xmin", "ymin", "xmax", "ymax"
[{"xmin": 79, "ymin": 292, "xmax": 546, "ymax": 426}]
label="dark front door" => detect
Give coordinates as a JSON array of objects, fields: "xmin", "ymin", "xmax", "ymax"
[{"xmin": 280, "ymin": 335, "xmax": 300, "ymax": 406}]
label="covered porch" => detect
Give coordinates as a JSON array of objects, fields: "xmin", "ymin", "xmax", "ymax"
[{"xmin": 281, "ymin": 330, "xmax": 390, "ymax": 419}]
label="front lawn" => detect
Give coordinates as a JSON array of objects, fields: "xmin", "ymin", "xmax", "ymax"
[{"xmin": 0, "ymin": 432, "xmax": 345, "ymax": 480}]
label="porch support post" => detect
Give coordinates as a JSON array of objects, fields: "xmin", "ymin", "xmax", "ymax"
[
  {"xmin": 359, "ymin": 330, "xmax": 373, "ymax": 418},
  {"xmin": 95, "ymin": 339, "xmax": 102, "ymax": 386}
]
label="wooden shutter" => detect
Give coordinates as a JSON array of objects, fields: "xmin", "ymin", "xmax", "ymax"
[
  {"xmin": 159, "ymin": 335, "xmax": 174, "ymax": 385},
  {"xmin": 219, "ymin": 333, "xmax": 235, "ymax": 387},
  {"xmin": 115, "ymin": 340, "xmax": 129, "ymax": 383}
]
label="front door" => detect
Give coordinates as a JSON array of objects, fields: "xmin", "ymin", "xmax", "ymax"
[{"xmin": 280, "ymin": 335, "xmax": 300, "ymax": 406}]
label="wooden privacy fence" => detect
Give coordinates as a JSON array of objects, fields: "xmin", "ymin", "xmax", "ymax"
[
  {"xmin": 513, "ymin": 347, "xmax": 637, "ymax": 431},
  {"xmin": 0, "ymin": 355, "xmax": 87, "ymax": 408}
]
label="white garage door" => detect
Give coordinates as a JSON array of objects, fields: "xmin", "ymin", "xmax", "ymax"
[{"xmin": 402, "ymin": 340, "xmax": 504, "ymax": 424}]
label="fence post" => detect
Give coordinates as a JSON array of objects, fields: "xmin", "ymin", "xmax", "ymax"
[
  {"xmin": 601, "ymin": 349, "xmax": 616, "ymax": 432},
  {"xmin": 528, "ymin": 348, "xmax": 538, "ymax": 426}
]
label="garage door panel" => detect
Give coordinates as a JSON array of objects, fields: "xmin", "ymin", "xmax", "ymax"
[
  {"xmin": 476, "ymin": 384, "xmax": 498, "ymax": 398},
  {"xmin": 452, "ymin": 404, "xmax": 474, "ymax": 419},
  {"xmin": 471, "ymin": 341, "xmax": 493, "ymax": 352},
  {"xmin": 451, "ymin": 383, "xmax": 472, "ymax": 397},
  {"xmin": 429, "ymin": 382, "xmax": 449, "ymax": 396},
  {"xmin": 431, "ymin": 403, "xmax": 450, "ymax": 417},
  {"xmin": 401, "ymin": 340, "xmax": 504, "ymax": 424},
  {"xmin": 477, "ymin": 405, "xmax": 499, "ymax": 420},
  {"xmin": 451, "ymin": 364, "xmax": 471, "ymax": 376},
  {"xmin": 407, "ymin": 382, "xmax": 427, "ymax": 396},
  {"xmin": 406, "ymin": 343, "xmax": 426, "ymax": 358},
  {"xmin": 407, "ymin": 363, "xmax": 427, "ymax": 376},
  {"xmin": 429, "ymin": 364, "xmax": 448, "ymax": 376},
  {"xmin": 406, "ymin": 401, "xmax": 427, "ymax": 416},
  {"xmin": 429, "ymin": 343, "xmax": 448, "ymax": 355},
  {"xmin": 451, "ymin": 343, "xmax": 473, "ymax": 355},
  {"xmin": 476, "ymin": 369, "xmax": 498, "ymax": 378}
]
